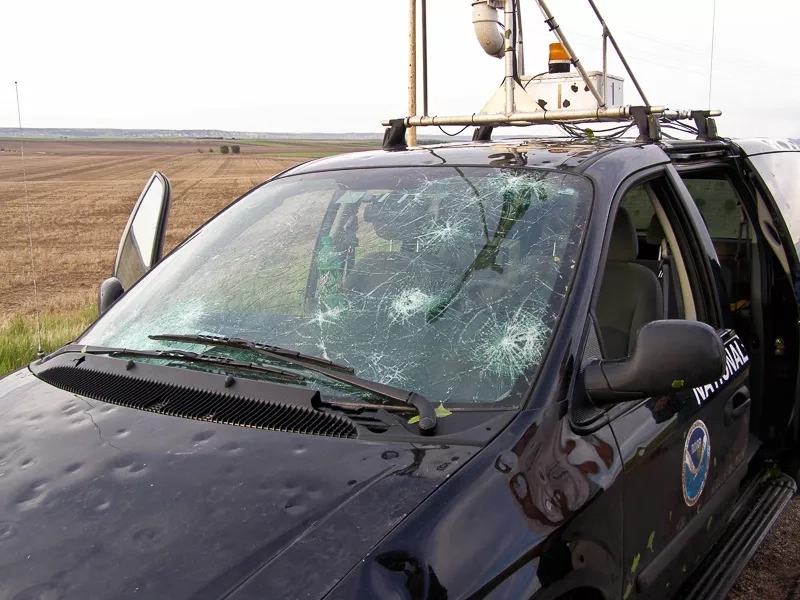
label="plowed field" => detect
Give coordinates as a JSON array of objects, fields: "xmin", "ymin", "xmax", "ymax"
[{"xmin": 0, "ymin": 139, "xmax": 375, "ymax": 321}]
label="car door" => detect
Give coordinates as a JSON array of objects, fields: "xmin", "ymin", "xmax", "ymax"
[
  {"xmin": 113, "ymin": 171, "xmax": 172, "ymax": 291},
  {"xmin": 733, "ymin": 141, "xmax": 800, "ymax": 447},
  {"xmin": 595, "ymin": 170, "xmax": 751, "ymax": 598}
]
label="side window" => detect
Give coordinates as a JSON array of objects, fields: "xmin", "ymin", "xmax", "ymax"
[
  {"xmin": 682, "ymin": 178, "xmax": 743, "ymax": 240},
  {"xmin": 596, "ymin": 176, "xmax": 712, "ymax": 359},
  {"xmin": 620, "ymin": 185, "xmax": 666, "ymax": 268},
  {"xmin": 596, "ymin": 182, "xmax": 669, "ymax": 358},
  {"xmin": 680, "ymin": 172, "xmax": 753, "ymax": 316},
  {"xmin": 620, "ymin": 185, "xmax": 655, "ymax": 231}
]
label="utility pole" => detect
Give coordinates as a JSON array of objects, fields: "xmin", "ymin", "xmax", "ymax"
[{"xmin": 408, "ymin": 0, "xmax": 417, "ymax": 146}]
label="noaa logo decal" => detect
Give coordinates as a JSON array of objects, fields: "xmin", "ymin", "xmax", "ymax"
[{"xmin": 682, "ymin": 420, "xmax": 711, "ymax": 506}]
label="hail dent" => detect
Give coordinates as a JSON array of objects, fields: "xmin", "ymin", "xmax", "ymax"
[
  {"xmin": 389, "ymin": 288, "xmax": 437, "ymax": 323},
  {"xmin": 310, "ymin": 303, "xmax": 345, "ymax": 326},
  {"xmin": 473, "ymin": 309, "xmax": 547, "ymax": 377},
  {"xmin": 418, "ymin": 219, "xmax": 464, "ymax": 247}
]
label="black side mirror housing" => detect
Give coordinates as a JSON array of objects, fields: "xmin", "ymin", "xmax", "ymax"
[
  {"xmin": 584, "ymin": 320, "xmax": 726, "ymax": 405},
  {"xmin": 98, "ymin": 277, "xmax": 124, "ymax": 315}
]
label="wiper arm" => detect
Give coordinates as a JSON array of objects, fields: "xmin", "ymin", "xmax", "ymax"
[
  {"xmin": 148, "ymin": 333, "xmax": 438, "ymax": 435},
  {"xmin": 149, "ymin": 333, "xmax": 354, "ymax": 372},
  {"xmin": 72, "ymin": 346, "xmax": 305, "ymax": 381}
]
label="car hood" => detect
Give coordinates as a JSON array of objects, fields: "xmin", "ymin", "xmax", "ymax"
[{"xmin": 0, "ymin": 369, "xmax": 477, "ymax": 599}]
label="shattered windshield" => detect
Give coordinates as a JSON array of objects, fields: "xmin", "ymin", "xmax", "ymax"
[{"xmin": 81, "ymin": 166, "xmax": 591, "ymax": 406}]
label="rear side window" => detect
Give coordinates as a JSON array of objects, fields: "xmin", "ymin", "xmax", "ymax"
[
  {"xmin": 620, "ymin": 185, "xmax": 654, "ymax": 232},
  {"xmin": 682, "ymin": 178, "xmax": 742, "ymax": 240},
  {"xmin": 748, "ymin": 152, "xmax": 800, "ymax": 256}
]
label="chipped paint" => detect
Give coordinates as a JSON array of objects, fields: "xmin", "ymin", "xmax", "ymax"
[
  {"xmin": 631, "ymin": 552, "xmax": 641, "ymax": 573},
  {"xmin": 647, "ymin": 530, "xmax": 655, "ymax": 551},
  {"xmin": 623, "ymin": 583, "xmax": 633, "ymax": 599}
]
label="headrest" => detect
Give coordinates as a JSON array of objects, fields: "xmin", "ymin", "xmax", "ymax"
[
  {"xmin": 608, "ymin": 207, "xmax": 638, "ymax": 262},
  {"xmin": 645, "ymin": 214, "xmax": 665, "ymax": 246}
]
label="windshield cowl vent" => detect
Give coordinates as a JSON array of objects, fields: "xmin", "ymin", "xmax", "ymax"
[{"xmin": 35, "ymin": 363, "xmax": 357, "ymax": 439}]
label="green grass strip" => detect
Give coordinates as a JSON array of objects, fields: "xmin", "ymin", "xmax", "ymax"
[{"xmin": 0, "ymin": 305, "xmax": 97, "ymax": 377}]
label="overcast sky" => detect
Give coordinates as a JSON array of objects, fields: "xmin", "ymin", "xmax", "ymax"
[{"xmin": 2, "ymin": 0, "xmax": 798, "ymax": 137}]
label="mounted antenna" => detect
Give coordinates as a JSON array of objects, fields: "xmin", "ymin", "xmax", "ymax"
[
  {"xmin": 708, "ymin": 0, "xmax": 717, "ymax": 109},
  {"xmin": 14, "ymin": 81, "xmax": 44, "ymax": 359}
]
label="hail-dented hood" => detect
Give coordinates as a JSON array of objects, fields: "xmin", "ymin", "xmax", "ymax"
[{"xmin": 0, "ymin": 368, "xmax": 478, "ymax": 599}]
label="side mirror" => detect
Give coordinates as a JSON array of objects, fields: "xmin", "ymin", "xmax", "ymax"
[
  {"xmin": 584, "ymin": 320, "xmax": 725, "ymax": 405},
  {"xmin": 98, "ymin": 277, "xmax": 124, "ymax": 315},
  {"xmin": 113, "ymin": 171, "xmax": 171, "ymax": 291}
]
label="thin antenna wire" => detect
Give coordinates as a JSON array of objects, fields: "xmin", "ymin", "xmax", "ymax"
[
  {"xmin": 15, "ymin": 81, "xmax": 44, "ymax": 358},
  {"xmin": 707, "ymin": 0, "xmax": 717, "ymax": 109}
]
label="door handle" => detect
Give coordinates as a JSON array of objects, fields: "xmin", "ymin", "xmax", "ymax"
[{"xmin": 725, "ymin": 386, "xmax": 751, "ymax": 426}]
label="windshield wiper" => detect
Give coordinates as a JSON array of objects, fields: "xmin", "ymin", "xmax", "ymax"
[
  {"xmin": 148, "ymin": 333, "xmax": 438, "ymax": 435},
  {"xmin": 70, "ymin": 346, "xmax": 305, "ymax": 381},
  {"xmin": 149, "ymin": 333, "xmax": 354, "ymax": 372}
]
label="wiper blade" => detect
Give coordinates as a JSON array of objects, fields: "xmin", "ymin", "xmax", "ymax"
[
  {"xmin": 148, "ymin": 333, "xmax": 438, "ymax": 435},
  {"xmin": 72, "ymin": 346, "xmax": 305, "ymax": 381},
  {"xmin": 149, "ymin": 333, "xmax": 354, "ymax": 372}
]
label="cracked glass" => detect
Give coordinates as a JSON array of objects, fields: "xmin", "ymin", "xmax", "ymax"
[{"xmin": 82, "ymin": 167, "xmax": 591, "ymax": 406}]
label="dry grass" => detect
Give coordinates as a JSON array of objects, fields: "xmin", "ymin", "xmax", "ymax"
[{"xmin": 0, "ymin": 139, "xmax": 329, "ymax": 320}]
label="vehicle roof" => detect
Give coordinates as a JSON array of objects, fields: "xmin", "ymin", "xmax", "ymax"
[
  {"xmin": 284, "ymin": 136, "xmax": 647, "ymax": 176},
  {"xmin": 283, "ymin": 135, "xmax": 799, "ymax": 179},
  {"xmin": 731, "ymin": 138, "xmax": 800, "ymax": 155}
]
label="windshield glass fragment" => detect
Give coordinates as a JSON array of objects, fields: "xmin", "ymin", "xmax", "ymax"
[{"xmin": 81, "ymin": 166, "xmax": 592, "ymax": 406}]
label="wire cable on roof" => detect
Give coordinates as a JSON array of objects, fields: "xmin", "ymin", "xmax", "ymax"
[{"xmin": 437, "ymin": 125, "xmax": 471, "ymax": 137}]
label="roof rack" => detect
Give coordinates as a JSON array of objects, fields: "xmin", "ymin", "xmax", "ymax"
[{"xmin": 383, "ymin": 0, "xmax": 721, "ymax": 149}]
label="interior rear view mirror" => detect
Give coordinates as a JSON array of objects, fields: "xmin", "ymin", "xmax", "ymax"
[
  {"xmin": 113, "ymin": 172, "xmax": 172, "ymax": 291},
  {"xmin": 584, "ymin": 320, "xmax": 726, "ymax": 405}
]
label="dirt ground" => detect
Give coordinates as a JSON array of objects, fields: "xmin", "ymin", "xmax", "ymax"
[
  {"xmin": 0, "ymin": 138, "xmax": 329, "ymax": 322},
  {"xmin": 729, "ymin": 497, "xmax": 800, "ymax": 599},
  {"xmin": 0, "ymin": 138, "xmax": 798, "ymax": 598}
]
